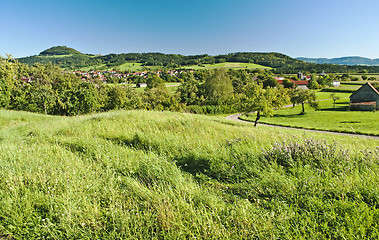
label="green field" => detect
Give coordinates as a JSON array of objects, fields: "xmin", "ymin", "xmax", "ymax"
[
  {"xmin": 0, "ymin": 109, "xmax": 378, "ymax": 239},
  {"xmin": 115, "ymin": 62, "xmax": 145, "ymax": 71},
  {"xmin": 79, "ymin": 61, "xmax": 271, "ymax": 72},
  {"xmin": 241, "ymin": 98, "xmax": 379, "ymax": 135},
  {"xmin": 130, "ymin": 83, "xmax": 180, "ymax": 94},
  {"xmin": 315, "ymin": 91, "xmax": 351, "ymax": 100},
  {"xmin": 79, "ymin": 62, "xmax": 145, "ymax": 72},
  {"xmin": 183, "ymin": 62, "xmax": 272, "ymax": 70}
]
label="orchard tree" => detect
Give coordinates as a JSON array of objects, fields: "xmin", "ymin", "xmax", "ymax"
[
  {"xmin": 330, "ymin": 93, "xmax": 340, "ymax": 108},
  {"xmin": 238, "ymin": 83, "xmax": 289, "ymax": 126},
  {"xmin": 290, "ymin": 89, "xmax": 319, "ymax": 114}
]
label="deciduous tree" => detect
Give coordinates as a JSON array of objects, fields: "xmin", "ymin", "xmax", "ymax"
[
  {"xmin": 238, "ymin": 83, "xmax": 289, "ymax": 126},
  {"xmin": 290, "ymin": 89, "xmax": 318, "ymax": 114}
]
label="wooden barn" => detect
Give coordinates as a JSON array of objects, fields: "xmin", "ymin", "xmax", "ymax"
[{"xmin": 349, "ymin": 82, "xmax": 379, "ymax": 111}]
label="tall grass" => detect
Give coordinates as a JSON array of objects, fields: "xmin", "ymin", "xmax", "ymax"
[{"xmin": 0, "ymin": 110, "xmax": 378, "ymax": 239}]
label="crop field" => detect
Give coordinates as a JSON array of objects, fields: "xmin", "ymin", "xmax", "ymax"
[
  {"xmin": 0, "ymin": 109, "xmax": 378, "ymax": 239},
  {"xmin": 241, "ymin": 98, "xmax": 379, "ymax": 135},
  {"xmin": 183, "ymin": 62, "xmax": 272, "ymax": 70}
]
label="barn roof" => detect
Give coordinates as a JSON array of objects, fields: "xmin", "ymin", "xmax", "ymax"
[
  {"xmin": 350, "ymin": 101, "xmax": 376, "ymax": 106},
  {"xmin": 349, "ymin": 82, "xmax": 379, "ymax": 99}
]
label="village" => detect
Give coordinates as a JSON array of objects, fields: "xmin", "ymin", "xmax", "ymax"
[{"xmin": 69, "ymin": 69, "xmax": 192, "ymax": 83}]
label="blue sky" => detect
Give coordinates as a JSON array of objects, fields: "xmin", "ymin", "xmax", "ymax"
[{"xmin": 1, "ymin": 0, "xmax": 379, "ymax": 58}]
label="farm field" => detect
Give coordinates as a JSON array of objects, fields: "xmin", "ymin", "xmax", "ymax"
[
  {"xmin": 182, "ymin": 62, "xmax": 272, "ymax": 70},
  {"xmin": 0, "ymin": 109, "xmax": 378, "ymax": 239},
  {"xmin": 314, "ymin": 91, "xmax": 351, "ymax": 100},
  {"xmin": 241, "ymin": 98, "xmax": 379, "ymax": 135},
  {"xmin": 115, "ymin": 62, "xmax": 145, "ymax": 71},
  {"xmin": 79, "ymin": 62, "xmax": 145, "ymax": 72}
]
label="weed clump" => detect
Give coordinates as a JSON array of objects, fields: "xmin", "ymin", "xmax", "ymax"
[{"xmin": 263, "ymin": 138, "xmax": 352, "ymax": 173}]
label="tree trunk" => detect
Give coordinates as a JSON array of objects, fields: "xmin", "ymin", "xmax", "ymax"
[
  {"xmin": 301, "ymin": 103, "xmax": 305, "ymax": 114},
  {"xmin": 44, "ymin": 104, "xmax": 47, "ymax": 115},
  {"xmin": 254, "ymin": 111, "xmax": 261, "ymax": 127}
]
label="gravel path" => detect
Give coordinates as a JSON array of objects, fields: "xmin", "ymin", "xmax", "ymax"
[{"xmin": 226, "ymin": 113, "xmax": 379, "ymax": 140}]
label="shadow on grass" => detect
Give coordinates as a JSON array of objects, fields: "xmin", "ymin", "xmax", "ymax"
[
  {"xmin": 174, "ymin": 154, "xmax": 211, "ymax": 177},
  {"xmin": 320, "ymin": 106, "xmax": 349, "ymax": 111},
  {"xmin": 272, "ymin": 113, "xmax": 303, "ymax": 118},
  {"xmin": 103, "ymin": 133, "xmax": 159, "ymax": 152}
]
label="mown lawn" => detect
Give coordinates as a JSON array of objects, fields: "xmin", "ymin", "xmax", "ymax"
[{"xmin": 241, "ymin": 98, "xmax": 379, "ymax": 135}]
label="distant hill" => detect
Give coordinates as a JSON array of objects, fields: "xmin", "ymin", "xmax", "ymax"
[
  {"xmin": 17, "ymin": 46, "xmax": 379, "ymax": 73},
  {"xmin": 39, "ymin": 46, "xmax": 83, "ymax": 56},
  {"xmin": 297, "ymin": 56, "xmax": 379, "ymax": 66}
]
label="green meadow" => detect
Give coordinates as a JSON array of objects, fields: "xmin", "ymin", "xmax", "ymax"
[
  {"xmin": 0, "ymin": 109, "xmax": 378, "ymax": 239},
  {"xmin": 115, "ymin": 62, "xmax": 145, "ymax": 71},
  {"xmin": 183, "ymin": 62, "xmax": 272, "ymax": 70},
  {"xmin": 79, "ymin": 62, "xmax": 145, "ymax": 72},
  {"xmin": 241, "ymin": 98, "xmax": 379, "ymax": 136}
]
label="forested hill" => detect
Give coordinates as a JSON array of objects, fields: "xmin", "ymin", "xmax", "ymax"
[
  {"xmin": 297, "ymin": 56, "xmax": 379, "ymax": 66},
  {"xmin": 39, "ymin": 46, "xmax": 82, "ymax": 56},
  {"xmin": 17, "ymin": 46, "xmax": 379, "ymax": 73}
]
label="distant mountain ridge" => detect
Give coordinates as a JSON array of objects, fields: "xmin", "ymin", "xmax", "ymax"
[
  {"xmin": 297, "ymin": 56, "xmax": 379, "ymax": 66},
  {"xmin": 16, "ymin": 46, "xmax": 379, "ymax": 73}
]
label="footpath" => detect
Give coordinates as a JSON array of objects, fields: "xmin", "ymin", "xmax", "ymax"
[{"xmin": 226, "ymin": 113, "xmax": 379, "ymax": 140}]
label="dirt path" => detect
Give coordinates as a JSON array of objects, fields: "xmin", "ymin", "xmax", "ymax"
[{"xmin": 226, "ymin": 113, "xmax": 379, "ymax": 140}]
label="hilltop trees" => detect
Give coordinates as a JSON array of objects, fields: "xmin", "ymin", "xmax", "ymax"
[{"xmin": 19, "ymin": 47, "xmax": 379, "ymax": 74}]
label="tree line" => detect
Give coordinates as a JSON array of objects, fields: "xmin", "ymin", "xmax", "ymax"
[{"xmin": 2, "ymin": 56, "xmax": 320, "ymax": 124}]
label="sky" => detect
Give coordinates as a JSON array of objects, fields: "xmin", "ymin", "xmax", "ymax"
[{"xmin": 1, "ymin": 0, "xmax": 379, "ymax": 59}]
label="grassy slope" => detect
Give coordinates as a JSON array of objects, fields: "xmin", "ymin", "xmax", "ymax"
[{"xmin": 0, "ymin": 109, "xmax": 378, "ymax": 239}]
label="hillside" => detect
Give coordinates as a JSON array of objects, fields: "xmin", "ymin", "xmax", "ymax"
[
  {"xmin": 17, "ymin": 46, "xmax": 379, "ymax": 73},
  {"xmin": 0, "ymin": 109, "xmax": 378, "ymax": 239},
  {"xmin": 297, "ymin": 56, "xmax": 379, "ymax": 66}
]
